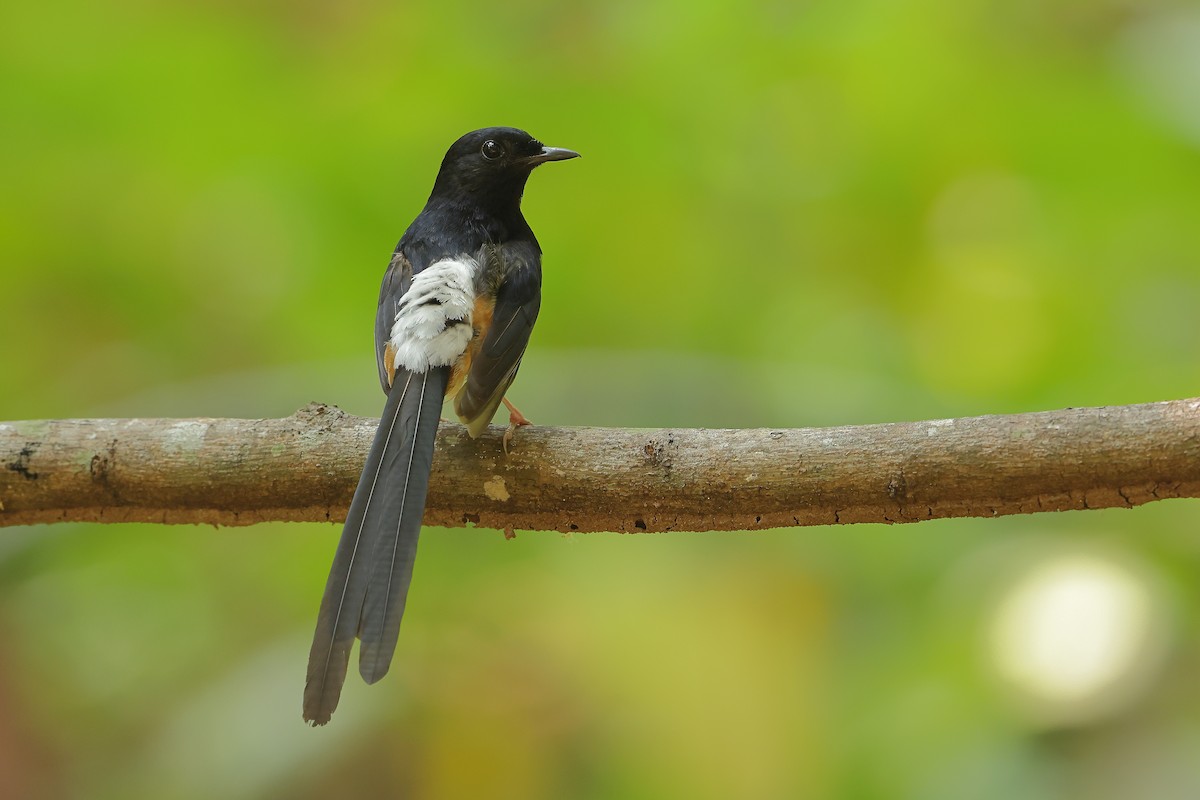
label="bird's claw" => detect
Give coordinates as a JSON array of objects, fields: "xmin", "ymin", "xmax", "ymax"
[
  {"xmin": 502, "ymin": 421, "xmax": 530, "ymax": 455},
  {"xmin": 501, "ymin": 398, "xmax": 532, "ymax": 455}
]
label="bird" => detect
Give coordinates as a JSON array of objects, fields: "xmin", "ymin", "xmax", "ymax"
[{"xmin": 302, "ymin": 127, "xmax": 578, "ymax": 726}]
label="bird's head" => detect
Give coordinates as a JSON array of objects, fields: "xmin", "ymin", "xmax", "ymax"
[{"xmin": 430, "ymin": 127, "xmax": 579, "ymax": 209}]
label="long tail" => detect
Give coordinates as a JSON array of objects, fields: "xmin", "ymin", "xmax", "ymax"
[{"xmin": 303, "ymin": 366, "xmax": 449, "ymax": 726}]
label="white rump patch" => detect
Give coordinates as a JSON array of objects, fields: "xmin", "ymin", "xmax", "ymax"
[{"xmin": 390, "ymin": 256, "xmax": 477, "ymax": 372}]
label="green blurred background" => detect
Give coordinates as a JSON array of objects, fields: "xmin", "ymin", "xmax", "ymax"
[{"xmin": 3, "ymin": 0, "xmax": 1200, "ymax": 797}]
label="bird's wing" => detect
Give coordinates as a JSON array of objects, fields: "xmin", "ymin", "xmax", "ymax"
[
  {"xmin": 374, "ymin": 250, "xmax": 414, "ymax": 393},
  {"xmin": 453, "ymin": 243, "xmax": 542, "ymax": 437}
]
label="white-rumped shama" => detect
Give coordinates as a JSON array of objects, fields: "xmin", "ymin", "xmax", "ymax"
[{"xmin": 303, "ymin": 127, "xmax": 578, "ymax": 726}]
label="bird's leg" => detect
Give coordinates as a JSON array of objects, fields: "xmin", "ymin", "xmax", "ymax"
[
  {"xmin": 503, "ymin": 397, "xmax": 533, "ymax": 426},
  {"xmin": 502, "ymin": 397, "xmax": 533, "ymax": 454}
]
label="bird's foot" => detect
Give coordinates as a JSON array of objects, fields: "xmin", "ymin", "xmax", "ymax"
[{"xmin": 502, "ymin": 398, "xmax": 533, "ymax": 455}]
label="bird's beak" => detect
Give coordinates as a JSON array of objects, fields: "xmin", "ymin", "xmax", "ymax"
[{"xmin": 528, "ymin": 146, "xmax": 580, "ymax": 166}]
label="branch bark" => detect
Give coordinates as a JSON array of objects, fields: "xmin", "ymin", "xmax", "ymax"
[{"xmin": 2, "ymin": 398, "xmax": 1198, "ymax": 531}]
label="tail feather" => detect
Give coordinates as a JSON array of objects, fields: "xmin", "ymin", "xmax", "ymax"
[
  {"xmin": 302, "ymin": 366, "xmax": 449, "ymax": 726},
  {"xmin": 358, "ymin": 368, "xmax": 448, "ymax": 682}
]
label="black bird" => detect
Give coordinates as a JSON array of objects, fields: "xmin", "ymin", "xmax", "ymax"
[{"xmin": 303, "ymin": 127, "xmax": 579, "ymax": 726}]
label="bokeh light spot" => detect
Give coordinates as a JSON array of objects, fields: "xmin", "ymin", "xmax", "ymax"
[{"xmin": 988, "ymin": 551, "xmax": 1168, "ymax": 727}]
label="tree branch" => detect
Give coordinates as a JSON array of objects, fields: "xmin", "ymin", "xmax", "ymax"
[{"xmin": 2, "ymin": 398, "xmax": 1198, "ymax": 531}]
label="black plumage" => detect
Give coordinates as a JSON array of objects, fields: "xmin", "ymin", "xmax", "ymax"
[{"xmin": 303, "ymin": 127, "xmax": 578, "ymax": 726}]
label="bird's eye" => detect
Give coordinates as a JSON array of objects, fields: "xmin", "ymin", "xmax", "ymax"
[{"xmin": 481, "ymin": 140, "xmax": 504, "ymax": 160}]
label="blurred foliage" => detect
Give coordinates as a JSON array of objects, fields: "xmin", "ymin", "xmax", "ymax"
[{"xmin": 3, "ymin": 0, "xmax": 1200, "ymax": 797}]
